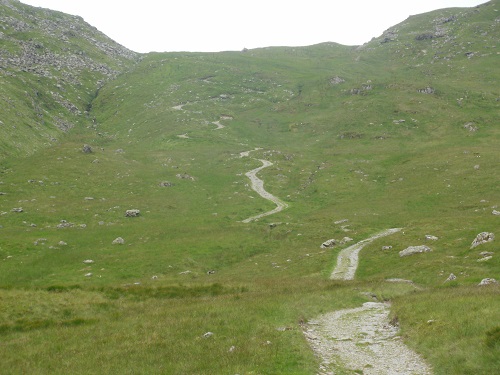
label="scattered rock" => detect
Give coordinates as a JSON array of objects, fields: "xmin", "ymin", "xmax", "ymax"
[
  {"xmin": 84, "ymin": 273, "xmax": 93, "ymax": 277},
  {"xmin": 320, "ymin": 239, "xmax": 337, "ymax": 248},
  {"xmin": 112, "ymin": 237, "xmax": 125, "ymax": 245},
  {"xmin": 474, "ymin": 164, "xmax": 480, "ymax": 170},
  {"xmin": 115, "ymin": 149, "xmax": 125, "ymax": 153},
  {"xmin": 83, "ymin": 259, "xmax": 94, "ymax": 264},
  {"xmin": 179, "ymin": 270, "xmax": 192, "ymax": 275},
  {"xmin": 57, "ymin": 220, "xmax": 74, "ymax": 228},
  {"xmin": 206, "ymin": 270, "xmax": 216, "ymax": 275},
  {"xmin": 34, "ymin": 238, "xmax": 47, "ymax": 245},
  {"xmin": 480, "ymin": 251, "xmax": 494, "ymax": 257},
  {"xmin": 417, "ymin": 87, "xmax": 435, "ymax": 94},
  {"xmin": 478, "ymin": 278, "xmax": 498, "ymax": 286},
  {"xmin": 492, "ymin": 210, "xmax": 500, "ymax": 216},
  {"xmin": 159, "ymin": 181, "xmax": 173, "ymax": 187},
  {"xmin": 470, "ymin": 232, "xmax": 494, "ymax": 249},
  {"xmin": 334, "ymin": 219, "xmax": 349, "ymax": 225},
  {"xmin": 425, "ymin": 235, "xmax": 439, "ymax": 241},
  {"xmin": 340, "ymin": 237, "xmax": 353, "ymax": 244},
  {"xmin": 463, "ymin": 122, "xmax": 478, "ymax": 132},
  {"xmin": 202, "ymin": 332, "xmax": 214, "ymax": 338},
  {"xmin": 82, "ymin": 144, "xmax": 92, "ymax": 154},
  {"xmin": 176, "ymin": 173, "xmax": 195, "ymax": 181},
  {"xmin": 228, "ymin": 345, "xmax": 236, "ymax": 353},
  {"xmin": 11, "ymin": 207, "xmax": 23, "ymax": 213},
  {"xmin": 125, "ymin": 209, "xmax": 140, "ymax": 217},
  {"xmin": 381, "ymin": 245, "xmax": 393, "ymax": 250},
  {"xmin": 399, "ymin": 245, "xmax": 432, "ymax": 257},
  {"xmin": 477, "ymin": 256, "xmax": 492, "ymax": 262},
  {"xmin": 445, "ymin": 273, "xmax": 457, "ymax": 282},
  {"xmin": 151, "ymin": 275, "xmax": 158, "ymax": 280},
  {"xmin": 58, "ymin": 241, "xmax": 67, "ymax": 246},
  {"xmin": 330, "ymin": 76, "xmax": 345, "ymax": 85},
  {"xmin": 415, "ymin": 33, "xmax": 435, "ymax": 41}
]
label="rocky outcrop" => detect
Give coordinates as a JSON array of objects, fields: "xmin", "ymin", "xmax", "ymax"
[{"xmin": 470, "ymin": 232, "xmax": 494, "ymax": 249}]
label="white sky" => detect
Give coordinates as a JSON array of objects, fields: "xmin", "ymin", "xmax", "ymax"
[{"xmin": 20, "ymin": 0, "xmax": 487, "ymax": 53}]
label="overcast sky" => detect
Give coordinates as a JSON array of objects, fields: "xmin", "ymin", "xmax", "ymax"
[{"xmin": 20, "ymin": 0, "xmax": 487, "ymax": 53}]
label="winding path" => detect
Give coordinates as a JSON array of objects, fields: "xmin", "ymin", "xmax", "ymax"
[
  {"xmin": 304, "ymin": 228, "xmax": 432, "ymax": 374},
  {"xmin": 240, "ymin": 156, "xmax": 288, "ymax": 223},
  {"xmin": 330, "ymin": 228, "xmax": 402, "ymax": 280}
]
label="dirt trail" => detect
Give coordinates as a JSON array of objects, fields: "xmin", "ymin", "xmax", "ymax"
[
  {"xmin": 330, "ymin": 228, "xmax": 402, "ymax": 280},
  {"xmin": 304, "ymin": 228, "xmax": 433, "ymax": 374},
  {"xmin": 241, "ymin": 157, "xmax": 288, "ymax": 223}
]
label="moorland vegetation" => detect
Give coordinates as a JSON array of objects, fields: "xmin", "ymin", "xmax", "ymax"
[{"xmin": 0, "ymin": 0, "xmax": 499, "ymax": 373}]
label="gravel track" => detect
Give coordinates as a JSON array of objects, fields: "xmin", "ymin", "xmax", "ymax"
[
  {"xmin": 304, "ymin": 228, "xmax": 433, "ymax": 374},
  {"xmin": 330, "ymin": 228, "xmax": 402, "ymax": 280},
  {"xmin": 304, "ymin": 302, "xmax": 432, "ymax": 375},
  {"xmin": 241, "ymin": 158, "xmax": 288, "ymax": 223}
]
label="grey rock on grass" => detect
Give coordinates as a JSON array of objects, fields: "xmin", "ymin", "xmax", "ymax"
[
  {"xmin": 399, "ymin": 245, "xmax": 432, "ymax": 257},
  {"xmin": 470, "ymin": 232, "xmax": 494, "ymax": 249}
]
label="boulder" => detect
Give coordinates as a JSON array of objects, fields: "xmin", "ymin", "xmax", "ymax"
[
  {"xmin": 478, "ymin": 278, "xmax": 498, "ymax": 286},
  {"xmin": 82, "ymin": 144, "xmax": 92, "ymax": 153},
  {"xmin": 112, "ymin": 237, "xmax": 125, "ymax": 245},
  {"xmin": 470, "ymin": 232, "xmax": 494, "ymax": 249},
  {"xmin": 417, "ymin": 87, "xmax": 435, "ymax": 94},
  {"xmin": 159, "ymin": 181, "xmax": 173, "ymax": 187},
  {"xmin": 381, "ymin": 246, "xmax": 393, "ymax": 250},
  {"xmin": 320, "ymin": 239, "xmax": 337, "ymax": 248},
  {"xmin": 125, "ymin": 209, "xmax": 140, "ymax": 217},
  {"xmin": 399, "ymin": 245, "xmax": 432, "ymax": 257},
  {"xmin": 425, "ymin": 235, "xmax": 439, "ymax": 241},
  {"xmin": 492, "ymin": 210, "xmax": 500, "ymax": 216},
  {"xmin": 445, "ymin": 273, "xmax": 457, "ymax": 282},
  {"xmin": 340, "ymin": 237, "xmax": 353, "ymax": 244}
]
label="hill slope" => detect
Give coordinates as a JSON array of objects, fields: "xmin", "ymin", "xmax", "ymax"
[
  {"xmin": 0, "ymin": 0, "xmax": 138, "ymax": 158},
  {"xmin": 0, "ymin": 1, "xmax": 498, "ymax": 374}
]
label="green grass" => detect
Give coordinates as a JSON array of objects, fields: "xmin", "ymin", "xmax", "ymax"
[{"xmin": 0, "ymin": 0, "xmax": 499, "ymax": 373}]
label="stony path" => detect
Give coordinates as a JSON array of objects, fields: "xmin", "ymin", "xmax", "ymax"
[
  {"xmin": 240, "ymin": 155, "xmax": 288, "ymax": 223},
  {"xmin": 304, "ymin": 302, "xmax": 432, "ymax": 375},
  {"xmin": 304, "ymin": 228, "xmax": 433, "ymax": 374},
  {"xmin": 330, "ymin": 228, "xmax": 402, "ymax": 280}
]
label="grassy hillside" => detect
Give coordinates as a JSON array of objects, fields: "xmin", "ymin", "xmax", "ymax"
[
  {"xmin": 0, "ymin": 0, "xmax": 499, "ymax": 373},
  {"xmin": 0, "ymin": 0, "xmax": 138, "ymax": 159}
]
